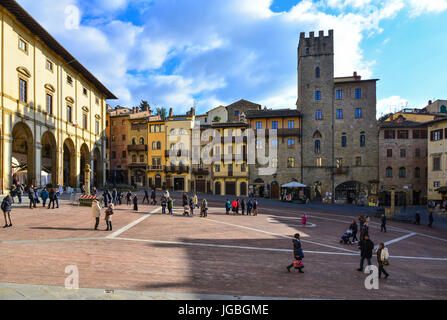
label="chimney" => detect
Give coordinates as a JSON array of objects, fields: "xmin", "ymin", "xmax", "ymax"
[
  {"xmin": 169, "ymin": 108, "xmax": 173, "ymax": 117},
  {"xmin": 428, "ymin": 100, "xmax": 432, "ymax": 105},
  {"xmin": 190, "ymin": 107, "xmax": 195, "ymax": 116}
]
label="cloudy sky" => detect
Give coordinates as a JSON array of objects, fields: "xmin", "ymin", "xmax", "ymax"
[{"xmin": 17, "ymin": 0, "xmax": 447, "ymax": 117}]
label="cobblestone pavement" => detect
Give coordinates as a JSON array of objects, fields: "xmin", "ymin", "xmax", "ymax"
[{"xmin": 1, "ymin": 193, "xmax": 446, "ymax": 300}]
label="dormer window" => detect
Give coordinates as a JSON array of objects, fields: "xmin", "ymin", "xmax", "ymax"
[{"xmin": 19, "ymin": 38, "xmax": 28, "ymax": 53}]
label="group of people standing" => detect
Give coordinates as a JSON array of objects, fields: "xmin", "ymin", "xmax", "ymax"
[
  {"xmin": 92, "ymin": 199, "xmax": 114, "ymax": 231},
  {"xmin": 225, "ymin": 198, "xmax": 258, "ymax": 216}
]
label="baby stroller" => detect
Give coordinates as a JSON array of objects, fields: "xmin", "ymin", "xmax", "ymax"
[
  {"xmin": 183, "ymin": 206, "xmax": 191, "ymax": 217},
  {"xmin": 340, "ymin": 229, "xmax": 353, "ymax": 244}
]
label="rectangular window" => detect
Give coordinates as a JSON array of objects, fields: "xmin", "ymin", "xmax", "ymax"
[
  {"xmin": 431, "ymin": 129, "xmax": 443, "ymax": 141},
  {"xmin": 140, "ymin": 155, "xmax": 144, "ymax": 163},
  {"xmin": 315, "ymin": 90, "xmax": 321, "ymax": 101},
  {"xmin": 287, "ymin": 139, "xmax": 295, "ymax": 148},
  {"xmin": 355, "ymin": 156, "xmax": 362, "ymax": 166},
  {"xmin": 46, "ymin": 93, "xmax": 53, "ymax": 115},
  {"xmin": 387, "ymin": 149, "xmax": 392, "ymax": 158},
  {"xmin": 46, "ymin": 59, "xmax": 53, "ymax": 71},
  {"xmin": 336, "ymin": 89, "xmax": 343, "ymax": 100},
  {"xmin": 315, "ymin": 110, "xmax": 322, "ymax": 120},
  {"xmin": 122, "ymin": 134, "xmax": 126, "ymax": 141},
  {"xmin": 67, "ymin": 105, "xmax": 73, "ymax": 123},
  {"xmin": 316, "ymin": 157, "xmax": 323, "ymax": 167},
  {"xmin": 400, "ymin": 149, "xmax": 406, "ymax": 158},
  {"xmin": 434, "ymin": 181, "xmax": 441, "ymax": 187},
  {"xmin": 95, "ymin": 121, "xmax": 100, "ymax": 135},
  {"xmin": 433, "ymin": 157, "xmax": 441, "ymax": 171},
  {"xmin": 241, "ymin": 163, "xmax": 246, "ymax": 172},
  {"xmin": 111, "ymin": 151, "xmax": 116, "ymax": 159},
  {"xmin": 95, "ymin": 97, "xmax": 100, "ymax": 105},
  {"xmin": 355, "ymin": 88, "xmax": 361, "ymax": 99},
  {"xmin": 83, "ymin": 114, "xmax": 88, "ymax": 129},
  {"xmin": 271, "ymin": 121, "xmax": 278, "ymax": 129},
  {"xmin": 287, "ymin": 157, "xmax": 295, "ymax": 168},
  {"xmin": 336, "ymin": 109, "xmax": 343, "ymax": 119},
  {"xmin": 83, "ymin": 87, "xmax": 88, "ymax": 96},
  {"xmin": 19, "ymin": 78, "xmax": 27, "ymax": 103},
  {"xmin": 256, "ymin": 122, "xmax": 262, "ymax": 130},
  {"xmin": 214, "ymin": 165, "xmax": 220, "ymax": 172},
  {"xmin": 397, "ymin": 130, "xmax": 409, "ymax": 139},
  {"xmin": 384, "ymin": 130, "xmax": 395, "ymax": 139},
  {"xmin": 341, "ymin": 135, "xmax": 347, "ymax": 147},
  {"xmin": 67, "ymin": 75, "xmax": 73, "ymax": 85},
  {"xmin": 235, "ymin": 110, "xmax": 239, "ymax": 116},
  {"xmin": 122, "ymin": 151, "xmax": 126, "ymax": 158},
  {"xmin": 288, "ymin": 120, "xmax": 295, "ymax": 129},
  {"xmin": 19, "ymin": 38, "xmax": 28, "ymax": 52},
  {"xmin": 355, "ymin": 108, "xmax": 362, "ymax": 119},
  {"xmin": 415, "ymin": 148, "xmax": 421, "ymax": 158},
  {"xmin": 413, "ymin": 129, "xmax": 427, "ymax": 139},
  {"xmin": 271, "ymin": 139, "xmax": 278, "ymax": 147}
]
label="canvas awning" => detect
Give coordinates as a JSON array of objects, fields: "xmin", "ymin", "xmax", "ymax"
[{"xmin": 281, "ymin": 182, "xmax": 306, "ymax": 188}]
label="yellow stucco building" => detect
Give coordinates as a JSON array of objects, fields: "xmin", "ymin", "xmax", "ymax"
[
  {"xmin": 0, "ymin": 0, "xmax": 116, "ymax": 192},
  {"xmin": 427, "ymin": 118, "xmax": 447, "ymax": 202},
  {"xmin": 147, "ymin": 118, "xmax": 166, "ymax": 189}
]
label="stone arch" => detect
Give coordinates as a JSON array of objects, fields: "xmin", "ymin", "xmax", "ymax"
[
  {"xmin": 215, "ymin": 181, "xmax": 221, "ymax": 195},
  {"xmin": 41, "ymin": 130, "xmax": 57, "ymax": 186},
  {"xmin": 63, "ymin": 138, "xmax": 76, "ymax": 187},
  {"xmin": 335, "ymin": 180, "xmax": 368, "ymax": 204},
  {"xmin": 93, "ymin": 146, "xmax": 103, "ymax": 188},
  {"xmin": 240, "ymin": 182, "xmax": 247, "ymax": 196},
  {"xmin": 12, "ymin": 121, "xmax": 34, "ymax": 185},
  {"xmin": 79, "ymin": 143, "xmax": 90, "ymax": 185}
]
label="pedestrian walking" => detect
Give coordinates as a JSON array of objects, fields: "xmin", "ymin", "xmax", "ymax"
[
  {"xmin": 168, "ymin": 196, "xmax": 173, "ymax": 215},
  {"xmin": 415, "ymin": 211, "xmax": 421, "ymax": 225},
  {"xmin": 105, "ymin": 203, "xmax": 114, "ymax": 231},
  {"xmin": 142, "ymin": 189, "xmax": 150, "ymax": 204},
  {"xmin": 225, "ymin": 199, "xmax": 231, "ymax": 215},
  {"xmin": 34, "ymin": 187, "xmax": 40, "ymax": 205},
  {"xmin": 133, "ymin": 194, "xmax": 138, "ymax": 212},
  {"xmin": 380, "ymin": 213, "xmax": 387, "ymax": 232},
  {"xmin": 16, "ymin": 183, "xmax": 23, "ymax": 204},
  {"xmin": 189, "ymin": 197, "xmax": 194, "ymax": 215},
  {"xmin": 253, "ymin": 199, "xmax": 258, "ymax": 216},
  {"xmin": 118, "ymin": 191, "xmax": 123, "ymax": 205},
  {"xmin": 200, "ymin": 199, "xmax": 208, "ymax": 217},
  {"xmin": 102, "ymin": 189, "xmax": 110, "ymax": 207},
  {"xmin": 1, "ymin": 194, "xmax": 13, "ymax": 228},
  {"xmin": 359, "ymin": 214, "xmax": 365, "ymax": 227},
  {"xmin": 193, "ymin": 194, "xmax": 198, "ymax": 209},
  {"xmin": 241, "ymin": 199, "xmax": 246, "ymax": 215},
  {"xmin": 151, "ymin": 188, "xmax": 157, "ymax": 205},
  {"xmin": 428, "ymin": 211, "xmax": 434, "ymax": 228},
  {"xmin": 47, "ymin": 188, "xmax": 56, "ymax": 209},
  {"xmin": 231, "ymin": 199, "xmax": 237, "ymax": 215},
  {"xmin": 287, "ymin": 233, "xmax": 304, "ymax": 273},
  {"xmin": 28, "ymin": 185, "xmax": 37, "ymax": 209},
  {"xmin": 161, "ymin": 195, "xmax": 167, "ymax": 214},
  {"xmin": 357, "ymin": 235, "xmax": 374, "ymax": 271},
  {"xmin": 40, "ymin": 188, "xmax": 49, "ymax": 207},
  {"xmin": 349, "ymin": 219, "xmax": 358, "ymax": 243},
  {"xmin": 236, "ymin": 199, "xmax": 240, "ymax": 215},
  {"xmin": 112, "ymin": 188, "xmax": 118, "ymax": 206},
  {"xmin": 54, "ymin": 187, "xmax": 60, "ymax": 208},
  {"xmin": 92, "ymin": 199, "xmax": 102, "ymax": 230},
  {"xmin": 375, "ymin": 242, "xmax": 390, "ymax": 279},
  {"xmin": 182, "ymin": 192, "xmax": 188, "ymax": 207},
  {"xmin": 126, "ymin": 191, "xmax": 132, "ymax": 206},
  {"xmin": 365, "ymin": 215, "xmax": 370, "ymax": 227},
  {"xmin": 301, "ymin": 213, "xmax": 307, "ymax": 227},
  {"xmin": 247, "ymin": 199, "xmax": 253, "ymax": 215}
]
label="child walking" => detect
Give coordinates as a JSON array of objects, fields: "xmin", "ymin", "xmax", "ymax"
[{"xmin": 287, "ymin": 233, "xmax": 304, "ymax": 273}]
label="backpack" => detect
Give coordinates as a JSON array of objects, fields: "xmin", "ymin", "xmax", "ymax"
[{"xmin": 1, "ymin": 198, "xmax": 7, "ymax": 211}]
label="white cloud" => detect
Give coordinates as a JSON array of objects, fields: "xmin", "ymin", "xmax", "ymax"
[
  {"xmin": 377, "ymin": 96, "xmax": 409, "ymax": 118},
  {"xmin": 14, "ymin": 0, "xmax": 446, "ymax": 115}
]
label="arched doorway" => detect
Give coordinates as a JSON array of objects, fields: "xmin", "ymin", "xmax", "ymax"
[
  {"xmin": 93, "ymin": 147, "xmax": 103, "ymax": 188},
  {"xmin": 12, "ymin": 122, "xmax": 34, "ymax": 185},
  {"xmin": 155, "ymin": 174, "xmax": 162, "ymax": 189},
  {"xmin": 80, "ymin": 143, "xmax": 90, "ymax": 186},
  {"xmin": 215, "ymin": 181, "xmax": 221, "ymax": 195},
  {"xmin": 41, "ymin": 131, "xmax": 57, "ymax": 186},
  {"xmin": 63, "ymin": 138, "xmax": 76, "ymax": 187},
  {"xmin": 335, "ymin": 181, "xmax": 368, "ymax": 204},
  {"xmin": 240, "ymin": 182, "xmax": 247, "ymax": 196},
  {"xmin": 253, "ymin": 178, "xmax": 264, "ymax": 197},
  {"xmin": 313, "ymin": 181, "xmax": 322, "ymax": 201}
]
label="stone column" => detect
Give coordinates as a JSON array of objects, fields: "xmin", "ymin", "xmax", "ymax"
[
  {"xmin": 84, "ymin": 164, "xmax": 91, "ymax": 195},
  {"xmin": 75, "ymin": 152, "xmax": 81, "ymax": 188},
  {"xmin": 2, "ymin": 136, "xmax": 13, "ymax": 192},
  {"xmin": 390, "ymin": 188, "xmax": 395, "ymax": 215},
  {"xmin": 90, "ymin": 155, "xmax": 95, "ymax": 188},
  {"xmin": 35, "ymin": 142, "xmax": 42, "ymax": 187}
]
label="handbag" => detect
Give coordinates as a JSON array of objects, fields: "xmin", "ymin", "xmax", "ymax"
[
  {"xmin": 382, "ymin": 259, "xmax": 389, "ymax": 266},
  {"xmin": 293, "ymin": 260, "xmax": 304, "ymax": 269}
]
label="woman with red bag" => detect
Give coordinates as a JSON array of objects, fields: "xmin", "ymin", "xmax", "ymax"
[{"xmin": 287, "ymin": 233, "xmax": 304, "ymax": 273}]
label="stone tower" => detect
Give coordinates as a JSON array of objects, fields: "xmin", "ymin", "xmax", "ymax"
[
  {"xmin": 297, "ymin": 30, "xmax": 335, "ymax": 200},
  {"xmin": 297, "ymin": 30, "xmax": 379, "ymax": 203}
]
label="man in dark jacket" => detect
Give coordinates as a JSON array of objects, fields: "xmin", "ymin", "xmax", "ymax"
[
  {"xmin": 16, "ymin": 183, "xmax": 23, "ymax": 204},
  {"xmin": 2, "ymin": 194, "xmax": 13, "ymax": 227},
  {"xmin": 349, "ymin": 219, "xmax": 358, "ymax": 242},
  {"xmin": 241, "ymin": 199, "xmax": 246, "ymax": 215},
  {"xmin": 182, "ymin": 193, "xmax": 188, "ymax": 207},
  {"xmin": 428, "ymin": 212, "xmax": 434, "ymax": 228},
  {"xmin": 287, "ymin": 233, "xmax": 304, "ymax": 273},
  {"xmin": 142, "ymin": 189, "xmax": 150, "ymax": 204},
  {"xmin": 112, "ymin": 188, "xmax": 118, "ymax": 205},
  {"xmin": 380, "ymin": 214, "xmax": 387, "ymax": 233},
  {"xmin": 102, "ymin": 190, "xmax": 110, "ymax": 207},
  {"xmin": 151, "ymin": 189, "xmax": 157, "ymax": 205},
  {"xmin": 358, "ymin": 235, "xmax": 374, "ymax": 271},
  {"xmin": 28, "ymin": 185, "xmax": 37, "ymax": 209}
]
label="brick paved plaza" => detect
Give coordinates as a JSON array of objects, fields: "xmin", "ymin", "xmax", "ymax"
[{"xmin": 1, "ymin": 194, "xmax": 447, "ymax": 300}]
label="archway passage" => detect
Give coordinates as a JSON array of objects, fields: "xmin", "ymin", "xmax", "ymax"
[
  {"xmin": 63, "ymin": 138, "xmax": 76, "ymax": 187},
  {"xmin": 41, "ymin": 131, "xmax": 57, "ymax": 186},
  {"xmin": 335, "ymin": 181, "xmax": 368, "ymax": 204},
  {"xmin": 12, "ymin": 122, "xmax": 34, "ymax": 185},
  {"xmin": 93, "ymin": 147, "xmax": 103, "ymax": 188},
  {"xmin": 240, "ymin": 182, "xmax": 247, "ymax": 196},
  {"xmin": 80, "ymin": 143, "xmax": 90, "ymax": 186},
  {"xmin": 270, "ymin": 181, "xmax": 279, "ymax": 198},
  {"xmin": 215, "ymin": 182, "xmax": 221, "ymax": 195}
]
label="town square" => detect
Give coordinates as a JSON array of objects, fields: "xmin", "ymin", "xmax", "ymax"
[{"xmin": 0, "ymin": 0, "xmax": 447, "ymax": 304}]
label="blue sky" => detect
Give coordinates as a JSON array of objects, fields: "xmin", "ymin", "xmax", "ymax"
[{"xmin": 17, "ymin": 0, "xmax": 447, "ymax": 117}]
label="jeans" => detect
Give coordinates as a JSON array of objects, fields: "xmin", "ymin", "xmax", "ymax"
[
  {"xmin": 17, "ymin": 194, "xmax": 22, "ymax": 204},
  {"xmin": 360, "ymin": 257, "xmax": 372, "ymax": 270},
  {"xmin": 94, "ymin": 217, "xmax": 99, "ymax": 230},
  {"xmin": 29, "ymin": 198, "xmax": 36, "ymax": 208},
  {"xmin": 381, "ymin": 223, "xmax": 386, "ymax": 232},
  {"xmin": 162, "ymin": 206, "xmax": 166, "ymax": 214},
  {"xmin": 169, "ymin": 208, "xmax": 173, "ymax": 215},
  {"xmin": 378, "ymin": 264, "xmax": 389, "ymax": 278}
]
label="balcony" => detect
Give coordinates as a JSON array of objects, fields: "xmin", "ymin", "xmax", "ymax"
[
  {"xmin": 334, "ymin": 167, "xmax": 349, "ymax": 175},
  {"xmin": 148, "ymin": 165, "xmax": 165, "ymax": 171},
  {"xmin": 127, "ymin": 144, "xmax": 148, "ymax": 152},
  {"xmin": 127, "ymin": 163, "xmax": 148, "ymax": 169},
  {"xmin": 191, "ymin": 166, "xmax": 210, "ymax": 175},
  {"xmin": 164, "ymin": 165, "xmax": 189, "ymax": 173},
  {"xmin": 277, "ymin": 128, "xmax": 301, "ymax": 137},
  {"xmin": 165, "ymin": 150, "xmax": 190, "ymax": 157}
]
